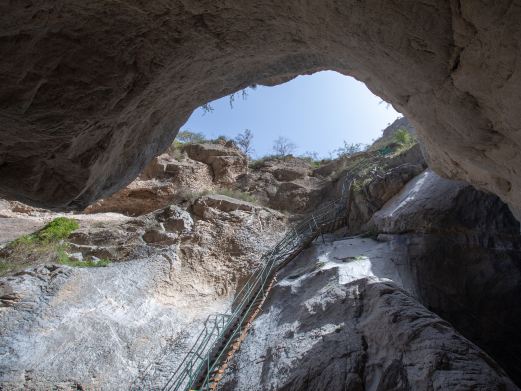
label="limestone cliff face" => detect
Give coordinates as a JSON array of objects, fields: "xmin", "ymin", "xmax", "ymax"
[
  {"xmin": 219, "ymin": 238, "xmax": 519, "ymax": 391},
  {"xmin": 368, "ymin": 170, "xmax": 521, "ymax": 382},
  {"xmin": 1, "ymin": 1, "xmax": 521, "ymax": 222},
  {"xmin": 84, "ymin": 141, "xmax": 352, "ymax": 216},
  {"xmin": 219, "ymin": 170, "xmax": 521, "ymax": 390},
  {"xmin": 0, "ymin": 198, "xmax": 287, "ymax": 390},
  {"xmin": 1, "ymin": 132, "xmax": 521, "ymax": 389}
]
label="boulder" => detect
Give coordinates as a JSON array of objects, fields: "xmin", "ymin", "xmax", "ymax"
[
  {"xmin": 368, "ymin": 169, "xmax": 520, "ymax": 235},
  {"xmin": 192, "ymin": 195, "xmax": 255, "ymax": 218},
  {"xmin": 258, "ymin": 157, "xmax": 312, "ymax": 181},
  {"xmin": 271, "ymin": 181, "xmax": 324, "ymax": 213},
  {"xmin": 183, "ymin": 143, "xmax": 247, "ymax": 185},
  {"xmin": 84, "ymin": 152, "xmax": 214, "ymax": 216},
  {"xmin": 157, "ymin": 205, "xmax": 193, "ymax": 232}
]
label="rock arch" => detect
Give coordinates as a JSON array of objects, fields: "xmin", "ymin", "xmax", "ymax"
[{"xmin": 1, "ymin": 1, "xmax": 520, "ymax": 217}]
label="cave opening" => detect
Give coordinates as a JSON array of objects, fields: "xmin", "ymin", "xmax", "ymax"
[
  {"xmin": 166, "ymin": 71, "xmax": 521, "ymax": 388},
  {"xmin": 180, "ymin": 70, "xmax": 400, "ymax": 160},
  {"xmin": 1, "ymin": 1, "xmax": 521, "ymax": 389}
]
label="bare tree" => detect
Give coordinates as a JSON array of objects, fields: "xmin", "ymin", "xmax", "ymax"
[
  {"xmin": 334, "ymin": 141, "xmax": 366, "ymax": 158},
  {"xmin": 273, "ymin": 136, "xmax": 296, "ymax": 157},
  {"xmin": 235, "ymin": 129, "xmax": 254, "ymax": 157},
  {"xmin": 301, "ymin": 151, "xmax": 319, "ymax": 161}
]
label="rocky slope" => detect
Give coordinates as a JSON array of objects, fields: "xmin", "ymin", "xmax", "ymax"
[
  {"xmin": 1, "ymin": 122, "xmax": 521, "ymax": 389},
  {"xmin": 218, "ymin": 166, "xmax": 521, "ymax": 389},
  {"xmin": 0, "ymin": 197, "xmax": 287, "ymax": 389},
  {"xmin": 0, "ymin": 136, "xmax": 341, "ymax": 222},
  {"xmin": 84, "ymin": 138, "xmax": 364, "ymax": 216},
  {"xmin": 219, "ymin": 237, "xmax": 518, "ymax": 391}
]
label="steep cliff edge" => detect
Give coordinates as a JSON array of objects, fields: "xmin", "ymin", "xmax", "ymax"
[
  {"xmin": 219, "ymin": 167, "xmax": 521, "ymax": 389},
  {"xmin": 219, "ymin": 237, "xmax": 518, "ymax": 391}
]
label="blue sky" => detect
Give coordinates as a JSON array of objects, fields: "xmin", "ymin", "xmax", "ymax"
[{"xmin": 181, "ymin": 71, "xmax": 401, "ymax": 158}]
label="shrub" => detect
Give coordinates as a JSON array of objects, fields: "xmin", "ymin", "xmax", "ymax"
[
  {"xmin": 2, "ymin": 217, "xmax": 109, "ymax": 275},
  {"xmin": 334, "ymin": 141, "xmax": 366, "ymax": 158},
  {"xmin": 249, "ymin": 155, "xmax": 276, "ymax": 170},
  {"xmin": 176, "ymin": 130, "xmax": 207, "ymax": 144},
  {"xmin": 377, "ymin": 145, "xmax": 394, "ymax": 156},
  {"xmin": 57, "ymin": 248, "xmax": 110, "ymax": 268},
  {"xmin": 0, "ymin": 261, "xmax": 15, "ymax": 276},
  {"xmin": 38, "ymin": 217, "xmax": 79, "ymax": 242},
  {"xmin": 299, "ymin": 151, "xmax": 328, "ymax": 168},
  {"xmin": 393, "ymin": 128, "xmax": 413, "ymax": 146},
  {"xmin": 210, "ymin": 135, "xmax": 234, "ymax": 145},
  {"xmin": 10, "ymin": 217, "xmax": 79, "ymax": 250},
  {"xmin": 299, "ymin": 156, "xmax": 321, "ymax": 168},
  {"xmin": 167, "ymin": 140, "xmax": 185, "ymax": 160}
]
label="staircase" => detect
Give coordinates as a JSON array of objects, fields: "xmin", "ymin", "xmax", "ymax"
[{"xmin": 133, "ymin": 174, "xmax": 355, "ymax": 391}]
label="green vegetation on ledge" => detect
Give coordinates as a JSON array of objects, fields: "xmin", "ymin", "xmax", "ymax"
[{"xmin": 0, "ymin": 217, "xmax": 110, "ymax": 276}]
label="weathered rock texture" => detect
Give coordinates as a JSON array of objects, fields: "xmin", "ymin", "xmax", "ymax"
[
  {"xmin": 84, "ymin": 142, "xmax": 235, "ymax": 216},
  {"xmin": 217, "ymin": 166, "xmax": 521, "ymax": 390},
  {"xmin": 237, "ymin": 156, "xmax": 328, "ymax": 213},
  {"xmin": 368, "ymin": 170, "xmax": 521, "ymax": 383},
  {"xmin": 1, "ymin": 2, "xmax": 521, "ymax": 219},
  {"xmin": 0, "ymin": 196, "xmax": 287, "ymax": 389},
  {"xmin": 87, "ymin": 141, "xmax": 354, "ymax": 216},
  {"xmin": 2, "ymin": 141, "xmax": 521, "ymax": 389},
  {"xmin": 219, "ymin": 237, "xmax": 519, "ymax": 391}
]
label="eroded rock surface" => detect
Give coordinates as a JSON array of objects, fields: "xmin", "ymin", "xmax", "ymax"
[
  {"xmin": 367, "ymin": 170, "xmax": 521, "ymax": 382},
  {"xmin": 183, "ymin": 141, "xmax": 247, "ymax": 185},
  {"xmin": 1, "ymin": 125, "xmax": 520, "ymax": 389},
  {"xmin": 1, "ymin": 2, "xmax": 521, "ymax": 219},
  {"xmin": 0, "ymin": 196, "xmax": 287, "ymax": 390},
  {"xmin": 219, "ymin": 237, "xmax": 518, "ymax": 391},
  {"xmin": 218, "ymin": 165, "xmax": 521, "ymax": 390},
  {"xmin": 84, "ymin": 144, "xmax": 219, "ymax": 216},
  {"xmin": 237, "ymin": 156, "xmax": 328, "ymax": 213}
]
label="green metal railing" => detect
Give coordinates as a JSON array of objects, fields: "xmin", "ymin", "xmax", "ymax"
[{"xmin": 130, "ymin": 165, "xmax": 361, "ymax": 391}]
